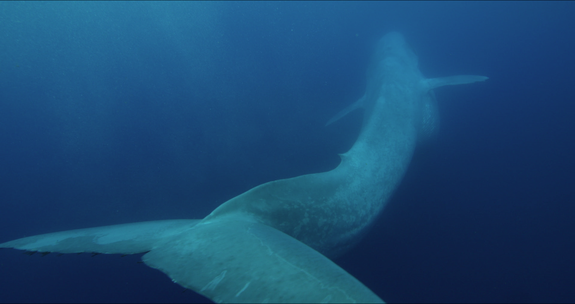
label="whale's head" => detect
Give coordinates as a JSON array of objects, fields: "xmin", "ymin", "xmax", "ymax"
[
  {"xmin": 379, "ymin": 31, "xmax": 407, "ymax": 51},
  {"xmin": 373, "ymin": 32, "xmax": 438, "ymax": 141},
  {"xmin": 374, "ymin": 31, "xmax": 418, "ymax": 70}
]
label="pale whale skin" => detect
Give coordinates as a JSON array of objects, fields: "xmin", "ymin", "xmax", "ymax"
[{"xmin": 0, "ymin": 32, "xmax": 487, "ymax": 303}]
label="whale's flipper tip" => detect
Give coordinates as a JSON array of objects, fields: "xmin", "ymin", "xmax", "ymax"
[
  {"xmin": 325, "ymin": 98, "xmax": 365, "ymax": 127},
  {"xmin": 424, "ymin": 75, "xmax": 488, "ymax": 91}
]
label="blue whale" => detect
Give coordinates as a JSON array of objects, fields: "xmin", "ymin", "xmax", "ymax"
[{"xmin": 0, "ymin": 32, "xmax": 487, "ymax": 303}]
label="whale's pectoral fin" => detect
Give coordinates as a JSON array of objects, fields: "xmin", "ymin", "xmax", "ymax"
[
  {"xmin": 0, "ymin": 219, "xmax": 200, "ymax": 254},
  {"xmin": 143, "ymin": 219, "xmax": 384, "ymax": 303},
  {"xmin": 325, "ymin": 97, "xmax": 366, "ymax": 127},
  {"xmin": 424, "ymin": 75, "xmax": 488, "ymax": 90}
]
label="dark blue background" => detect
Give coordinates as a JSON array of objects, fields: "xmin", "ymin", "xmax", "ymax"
[{"xmin": 1, "ymin": 2, "xmax": 574, "ymax": 303}]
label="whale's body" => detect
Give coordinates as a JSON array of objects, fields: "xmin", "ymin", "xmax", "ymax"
[{"xmin": 0, "ymin": 32, "xmax": 487, "ymax": 303}]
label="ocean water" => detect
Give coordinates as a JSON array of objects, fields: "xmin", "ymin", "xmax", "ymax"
[{"xmin": 0, "ymin": 1, "xmax": 574, "ymax": 303}]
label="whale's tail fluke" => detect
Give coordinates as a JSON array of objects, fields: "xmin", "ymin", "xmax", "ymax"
[
  {"xmin": 0, "ymin": 219, "xmax": 384, "ymax": 303},
  {"xmin": 0, "ymin": 220, "xmax": 201, "ymax": 254},
  {"xmin": 143, "ymin": 219, "xmax": 383, "ymax": 303}
]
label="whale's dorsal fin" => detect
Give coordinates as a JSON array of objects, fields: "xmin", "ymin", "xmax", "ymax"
[
  {"xmin": 325, "ymin": 96, "xmax": 365, "ymax": 127},
  {"xmin": 423, "ymin": 75, "xmax": 488, "ymax": 91}
]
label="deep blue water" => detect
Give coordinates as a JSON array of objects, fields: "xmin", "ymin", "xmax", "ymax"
[{"xmin": 1, "ymin": 1, "xmax": 574, "ymax": 303}]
